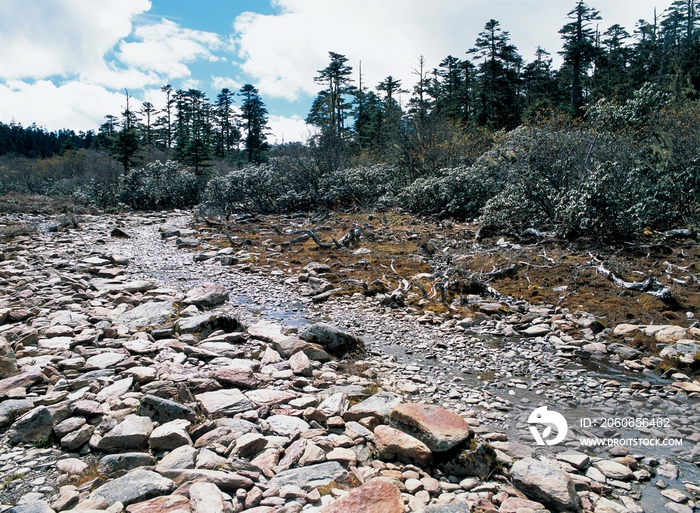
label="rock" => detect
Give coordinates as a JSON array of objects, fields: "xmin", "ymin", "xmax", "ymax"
[
  {"xmin": 344, "ymin": 392, "xmax": 402, "ymax": 423},
  {"xmin": 298, "ymin": 323, "xmax": 365, "ymax": 357},
  {"xmin": 96, "ymin": 414, "xmax": 153, "ymax": 451},
  {"xmin": 266, "ymin": 415, "xmax": 310, "ymax": 436},
  {"xmin": 231, "ymin": 432, "xmax": 268, "ymax": 458},
  {"xmin": 522, "ymin": 324, "xmax": 551, "ymax": 337},
  {"xmin": 499, "ymin": 497, "xmax": 547, "ymax": 513},
  {"xmin": 196, "ymin": 389, "xmax": 254, "ymax": 415},
  {"xmin": 389, "ymin": 403, "xmax": 472, "ymax": 452},
  {"xmin": 99, "ymin": 453, "xmax": 157, "ymax": 475},
  {"xmin": 0, "ymin": 370, "xmax": 45, "ymax": 398},
  {"xmin": 189, "ymin": 482, "xmax": 225, "ymax": 513},
  {"xmin": 56, "ymin": 458, "xmax": 89, "ymax": 475},
  {"xmin": 96, "ymin": 376, "xmax": 133, "ymax": 402},
  {"xmin": 84, "ymin": 352, "xmax": 127, "ymax": 370},
  {"xmin": 183, "ymin": 284, "xmax": 229, "ymax": 307},
  {"xmin": 289, "ymin": 351, "xmax": 313, "ymax": 376},
  {"xmin": 320, "ymin": 480, "xmax": 403, "ymax": 513},
  {"xmin": 592, "ymin": 460, "xmax": 633, "ymax": 481},
  {"xmin": 655, "ymin": 325, "xmax": 687, "ymax": 343},
  {"xmin": 557, "ymin": 451, "xmax": 590, "ymax": 470},
  {"xmin": 510, "ymin": 457, "xmax": 582, "ymax": 512},
  {"xmin": 140, "ymin": 394, "xmax": 196, "ymax": 424},
  {"xmin": 89, "ymin": 469, "xmax": 176, "ymax": 507},
  {"xmin": 672, "ymin": 381, "xmax": 700, "ymax": 393},
  {"xmin": 9, "ymin": 501, "xmax": 55, "ymax": 513},
  {"xmin": 157, "ymin": 445, "xmax": 197, "ymax": 470},
  {"xmin": 318, "ymin": 393, "xmax": 349, "ymax": 418},
  {"xmin": 125, "ymin": 494, "xmax": 191, "ymax": 513},
  {"xmin": 117, "ymin": 301, "xmax": 176, "ymax": 328},
  {"xmin": 60, "ymin": 423, "xmax": 94, "ymax": 450},
  {"xmin": 421, "ymin": 502, "xmax": 472, "ymax": 512},
  {"xmin": 8, "ymin": 405, "xmax": 53, "ymax": 444},
  {"xmin": 660, "ymin": 340, "xmax": 700, "ymax": 364},
  {"xmin": 269, "ymin": 461, "xmax": 347, "ymax": 491},
  {"xmin": 374, "ymin": 425, "xmax": 432, "ymax": 465},
  {"xmin": 304, "ymin": 262, "xmax": 331, "ymax": 274},
  {"xmin": 246, "ymin": 389, "xmax": 296, "ymax": 407},
  {"xmin": 613, "ymin": 324, "xmax": 641, "ymax": 336},
  {"xmin": 177, "ymin": 312, "xmax": 240, "ymax": 334},
  {"xmin": 660, "ymin": 488, "xmax": 689, "ymax": 503},
  {"xmin": 607, "ymin": 342, "xmax": 642, "ymax": 361},
  {"xmin": 149, "ymin": 419, "xmax": 192, "ymax": 451},
  {"xmin": 213, "ymin": 367, "xmax": 257, "ymax": 388},
  {"xmin": 156, "ymin": 468, "xmax": 253, "ymax": 491},
  {"xmin": 0, "ymin": 398, "xmax": 34, "ymax": 428}
]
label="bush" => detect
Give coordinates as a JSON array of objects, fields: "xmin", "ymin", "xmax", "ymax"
[
  {"xmin": 119, "ymin": 160, "xmax": 199, "ymax": 210},
  {"xmin": 202, "ymin": 164, "xmax": 284, "ymax": 213},
  {"xmin": 320, "ymin": 164, "xmax": 398, "ymax": 208}
]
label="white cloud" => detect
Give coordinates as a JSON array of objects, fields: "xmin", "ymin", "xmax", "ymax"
[
  {"xmin": 234, "ymin": 0, "xmax": 672, "ymax": 101},
  {"xmin": 267, "ymin": 115, "xmax": 312, "ymax": 144},
  {"xmin": 212, "ymin": 76, "xmax": 243, "ymax": 92},
  {"xmin": 0, "ymin": 80, "xmax": 126, "ymax": 132},
  {"xmin": 0, "ymin": 0, "xmax": 151, "ymax": 80},
  {"xmin": 117, "ymin": 19, "xmax": 223, "ymax": 78}
]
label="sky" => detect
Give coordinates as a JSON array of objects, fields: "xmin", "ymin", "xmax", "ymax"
[{"xmin": 0, "ymin": 0, "xmax": 674, "ymax": 144}]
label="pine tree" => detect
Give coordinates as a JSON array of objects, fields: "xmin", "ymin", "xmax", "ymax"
[
  {"xmin": 239, "ymin": 84, "xmax": 270, "ymax": 163},
  {"xmin": 559, "ymin": 1, "xmax": 602, "ymax": 115},
  {"xmin": 307, "ymin": 52, "xmax": 354, "ymax": 138}
]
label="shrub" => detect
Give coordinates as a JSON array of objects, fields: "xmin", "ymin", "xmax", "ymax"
[
  {"xmin": 119, "ymin": 160, "xmax": 199, "ymax": 210},
  {"xmin": 202, "ymin": 164, "xmax": 284, "ymax": 213}
]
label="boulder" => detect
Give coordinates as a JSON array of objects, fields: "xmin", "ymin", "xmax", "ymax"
[
  {"xmin": 196, "ymin": 389, "xmax": 254, "ymax": 416},
  {"xmin": 148, "ymin": 419, "xmax": 192, "ymax": 451},
  {"xmin": 298, "ymin": 323, "xmax": 365, "ymax": 357},
  {"xmin": 140, "ymin": 395, "xmax": 196, "ymax": 423},
  {"xmin": 89, "ymin": 469, "xmax": 176, "ymax": 506},
  {"xmin": 183, "ymin": 284, "xmax": 229, "ymax": 307},
  {"xmin": 439, "ymin": 442, "xmax": 498, "ymax": 478},
  {"xmin": 8, "ymin": 406, "xmax": 53, "ymax": 444},
  {"xmin": 125, "ymin": 494, "xmax": 191, "ymax": 513},
  {"xmin": 320, "ymin": 480, "xmax": 403, "ymax": 513},
  {"xmin": 374, "ymin": 425, "xmax": 432, "ymax": 465},
  {"xmin": 343, "ymin": 392, "xmax": 402, "ymax": 423},
  {"xmin": 510, "ymin": 457, "xmax": 582, "ymax": 512},
  {"xmin": 189, "ymin": 482, "xmax": 225, "ymax": 513},
  {"xmin": 117, "ymin": 301, "xmax": 176, "ymax": 328},
  {"xmin": 96, "ymin": 414, "xmax": 153, "ymax": 451},
  {"xmin": 269, "ymin": 461, "xmax": 346, "ymax": 491},
  {"xmin": 99, "ymin": 453, "xmax": 157, "ymax": 475},
  {"xmin": 389, "ymin": 403, "xmax": 472, "ymax": 452}
]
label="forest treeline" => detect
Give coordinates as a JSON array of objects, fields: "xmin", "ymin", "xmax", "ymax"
[{"xmin": 1, "ymin": 0, "xmax": 700, "ymax": 239}]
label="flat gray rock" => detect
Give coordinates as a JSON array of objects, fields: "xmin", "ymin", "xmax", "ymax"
[
  {"xmin": 268, "ymin": 461, "xmax": 347, "ymax": 491},
  {"xmin": 196, "ymin": 389, "xmax": 254, "ymax": 415},
  {"xmin": 98, "ymin": 452, "xmax": 156, "ymax": 475},
  {"xmin": 298, "ymin": 323, "xmax": 365, "ymax": 357},
  {"xmin": 140, "ymin": 394, "xmax": 196, "ymax": 423},
  {"xmin": 183, "ymin": 284, "xmax": 229, "ymax": 307},
  {"xmin": 89, "ymin": 468, "xmax": 175, "ymax": 506},
  {"xmin": 0, "ymin": 398, "xmax": 34, "ymax": 428},
  {"xmin": 343, "ymin": 391, "xmax": 403, "ymax": 423},
  {"xmin": 96, "ymin": 414, "xmax": 153, "ymax": 451},
  {"xmin": 511, "ymin": 457, "xmax": 582, "ymax": 512},
  {"xmin": 116, "ymin": 301, "xmax": 176, "ymax": 328},
  {"xmin": 8, "ymin": 406, "xmax": 53, "ymax": 444}
]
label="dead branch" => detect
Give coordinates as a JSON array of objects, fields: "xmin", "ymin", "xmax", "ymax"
[
  {"xmin": 483, "ymin": 263, "xmax": 518, "ymax": 278},
  {"xmin": 590, "ymin": 254, "xmax": 673, "ymax": 301},
  {"xmin": 290, "ymin": 229, "xmax": 334, "ymax": 249}
]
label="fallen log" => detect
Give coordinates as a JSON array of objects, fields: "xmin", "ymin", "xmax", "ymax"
[{"xmin": 590, "ymin": 254, "xmax": 673, "ymax": 301}]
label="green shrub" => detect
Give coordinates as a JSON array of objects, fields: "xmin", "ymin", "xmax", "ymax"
[{"xmin": 119, "ymin": 160, "xmax": 199, "ymax": 210}]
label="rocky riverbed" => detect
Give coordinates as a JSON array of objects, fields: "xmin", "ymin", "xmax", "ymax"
[{"xmin": 0, "ymin": 210, "xmax": 698, "ymax": 513}]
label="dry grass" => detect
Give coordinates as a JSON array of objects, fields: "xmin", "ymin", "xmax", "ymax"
[{"xmin": 194, "ymin": 211, "xmax": 700, "ymax": 328}]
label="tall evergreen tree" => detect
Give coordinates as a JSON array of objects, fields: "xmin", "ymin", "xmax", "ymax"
[
  {"xmin": 307, "ymin": 52, "xmax": 354, "ymax": 138},
  {"xmin": 469, "ymin": 19, "xmax": 522, "ymax": 128},
  {"xmin": 239, "ymin": 84, "xmax": 270, "ymax": 163},
  {"xmin": 213, "ymin": 88, "xmax": 239, "ymax": 158},
  {"xmin": 559, "ymin": 1, "xmax": 602, "ymax": 115}
]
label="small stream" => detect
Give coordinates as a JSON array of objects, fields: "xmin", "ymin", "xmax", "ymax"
[{"xmin": 104, "ymin": 213, "xmax": 699, "ymax": 512}]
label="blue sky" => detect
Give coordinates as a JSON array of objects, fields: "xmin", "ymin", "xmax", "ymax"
[{"xmin": 0, "ymin": 0, "xmax": 673, "ymax": 143}]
